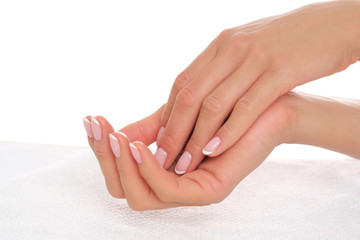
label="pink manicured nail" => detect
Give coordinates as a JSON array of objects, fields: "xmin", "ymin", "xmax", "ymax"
[
  {"xmin": 129, "ymin": 143, "xmax": 142, "ymax": 164},
  {"xmin": 154, "ymin": 147, "xmax": 167, "ymax": 168},
  {"xmin": 91, "ymin": 116, "xmax": 102, "ymax": 141},
  {"xmin": 156, "ymin": 127, "xmax": 165, "ymax": 146},
  {"xmin": 202, "ymin": 136, "xmax": 221, "ymax": 155},
  {"xmin": 175, "ymin": 151, "xmax": 192, "ymax": 175},
  {"xmin": 83, "ymin": 117, "xmax": 94, "ymax": 138},
  {"xmin": 118, "ymin": 131, "xmax": 128, "ymax": 139},
  {"xmin": 109, "ymin": 134, "xmax": 120, "ymax": 158}
]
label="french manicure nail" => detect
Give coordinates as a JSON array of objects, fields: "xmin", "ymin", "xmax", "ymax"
[
  {"xmin": 154, "ymin": 147, "xmax": 167, "ymax": 168},
  {"xmin": 156, "ymin": 127, "xmax": 165, "ymax": 146},
  {"xmin": 118, "ymin": 131, "xmax": 128, "ymax": 139},
  {"xmin": 175, "ymin": 151, "xmax": 192, "ymax": 175},
  {"xmin": 91, "ymin": 116, "xmax": 102, "ymax": 141},
  {"xmin": 109, "ymin": 134, "xmax": 120, "ymax": 158},
  {"xmin": 83, "ymin": 117, "xmax": 94, "ymax": 138},
  {"xmin": 202, "ymin": 136, "xmax": 221, "ymax": 155},
  {"xmin": 129, "ymin": 143, "xmax": 142, "ymax": 164}
]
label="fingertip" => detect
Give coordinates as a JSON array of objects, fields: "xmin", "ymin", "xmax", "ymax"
[
  {"xmin": 175, "ymin": 151, "xmax": 192, "ymax": 175},
  {"xmin": 83, "ymin": 116, "xmax": 94, "ymax": 139},
  {"xmin": 118, "ymin": 131, "xmax": 129, "ymax": 140},
  {"xmin": 202, "ymin": 149, "xmax": 212, "ymax": 155},
  {"xmin": 129, "ymin": 142, "xmax": 143, "ymax": 164},
  {"xmin": 91, "ymin": 116, "xmax": 102, "ymax": 141},
  {"xmin": 131, "ymin": 141, "xmax": 163, "ymax": 174},
  {"xmin": 156, "ymin": 126, "xmax": 165, "ymax": 147},
  {"xmin": 202, "ymin": 136, "xmax": 221, "ymax": 156},
  {"xmin": 91, "ymin": 115, "xmax": 100, "ymax": 124},
  {"xmin": 109, "ymin": 133, "xmax": 121, "ymax": 158},
  {"xmin": 175, "ymin": 169, "xmax": 185, "ymax": 175},
  {"xmin": 154, "ymin": 147, "xmax": 167, "ymax": 168}
]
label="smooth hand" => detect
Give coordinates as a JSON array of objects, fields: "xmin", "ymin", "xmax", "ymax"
[
  {"xmin": 83, "ymin": 94, "xmax": 294, "ymax": 210},
  {"xmin": 156, "ymin": 0, "xmax": 360, "ymax": 175}
]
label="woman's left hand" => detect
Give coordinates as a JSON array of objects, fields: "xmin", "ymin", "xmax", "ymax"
[
  {"xmin": 83, "ymin": 93, "xmax": 294, "ymax": 210},
  {"xmin": 155, "ymin": 0, "xmax": 360, "ymax": 175}
]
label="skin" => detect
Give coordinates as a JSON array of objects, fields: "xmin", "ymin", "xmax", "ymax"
[
  {"xmin": 84, "ymin": 92, "xmax": 360, "ymax": 211},
  {"xmin": 155, "ymin": 0, "xmax": 360, "ymax": 174}
]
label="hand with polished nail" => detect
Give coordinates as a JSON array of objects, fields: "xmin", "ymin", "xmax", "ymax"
[
  {"xmin": 155, "ymin": 0, "xmax": 360, "ymax": 175},
  {"xmin": 83, "ymin": 92, "xmax": 360, "ymax": 210},
  {"xmin": 82, "ymin": 105, "xmax": 165, "ymax": 199}
]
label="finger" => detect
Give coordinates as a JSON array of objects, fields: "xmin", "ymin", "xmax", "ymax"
[
  {"xmin": 131, "ymin": 141, "xmax": 224, "ymax": 205},
  {"xmin": 119, "ymin": 104, "xmax": 165, "ymax": 145},
  {"xmin": 134, "ymin": 99, "xmax": 285, "ymax": 207},
  {"xmin": 204, "ymin": 71, "xmax": 285, "ymax": 157},
  {"xmin": 160, "ymin": 35, "xmax": 220, "ymax": 130},
  {"xmin": 199, "ymin": 95, "xmax": 290, "ymax": 188},
  {"xmin": 113, "ymin": 134, "xmax": 178, "ymax": 211},
  {"xmin": 83, "ymin": 116, "xmax": 94, "ymax": 150},
  {"xmin": 176, "ymin": 56, "xmax": 266, "ymax": 174},
  {"xmin": 91, "ymin": 116, "xmax": 125, "ymax": 199},
  {"xmin": 158, "ymin": 41, "xmax": 249, "ymax": 169}
]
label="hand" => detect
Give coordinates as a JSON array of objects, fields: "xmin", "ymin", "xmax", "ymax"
[
  {"xmin": 83, "ymin": 91, "xmax": 360, "ymax": 210},
  {"xmin": 83, "ymin": 105, "xmax": 166, "ymax": 198},
  {"xmin": 83, "ymin": 93, "xmax": 295, "ymax": 210},
  {"xmin": 156, "ymin": 0, "xmax": 360, "ymax": 175}
]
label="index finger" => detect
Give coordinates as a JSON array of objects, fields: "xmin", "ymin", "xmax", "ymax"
[{"xmin": 159, "ymin": 37, "xmax": 219, "ymax": 130}]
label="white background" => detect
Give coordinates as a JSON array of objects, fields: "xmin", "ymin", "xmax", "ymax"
[{"xmin": 0, "ymin": 0, "xmax": 359, "ymax": 159}]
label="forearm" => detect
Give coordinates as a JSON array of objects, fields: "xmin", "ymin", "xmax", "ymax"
[{"xmin": 286, "ymin": 92, "xmax": 360, "ymax": 159}]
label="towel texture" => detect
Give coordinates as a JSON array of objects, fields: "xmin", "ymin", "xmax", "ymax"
[{"xmin": 0, "ymin": 141, "xmax": 359, "ymax": 240}]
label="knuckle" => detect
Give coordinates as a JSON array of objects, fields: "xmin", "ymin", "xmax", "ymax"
[
  {"xmin": 127, "ymin": 199, "xmax": 147, "ymax": 211},
  {"xmin": 157, "ymin": 191, "xmax": 174, "ymax": 203},
  {"xmin": 228, "ymin": 33, "xmax": 251, "ymax": 48},
  {"xmin": 173, "ymin": 70, "xmax": 191, "ymax": 92},
  {"xmin": 236, "ymin": 97, "xmax": 254, "ymax": 114},
  {"xmin": 187, "ymin": 135, "xmax": 203, "ymax": 150},
  {"xmin": 94, "ymin": 148, "xmax": 108, "ymax": 162},
  {"xmin": 220, "ymin": 122, "xmax": 234, "ymax": 139},
  {"xmin": 160, "ymin": 110, "xmax": 171, "ymax": 126},
  {"xmin": 107, "ymin": 189, "xmax": 124, "ymax": 199},
  {"xmin": 249, "ymin": 44, "xmax": 267, "ymax": 61},
  {"xmin": 176, "ymin": 86, "xmax": 196, "ymax": 108},
  {"xmin": 160, "ymin": 130, "xmax": 178, "ymax": 149},
  {"xmin": 202, "ymin": 95, "xmax": 223, "ymax": 115},
  {"xmin": 218, "ymin": 28, "xmax": 234, "ymax": 40},
  {"xmin": 105, "ymin": 182, "xmax": 124, "ymax": 199},
  {"xmin": 135, "ymin": 120, "xmax": 149, "ymax": 143},
  {"xmin": 212, "ymin": 192, "xmax": 227, "ymax": 204},
  {"xmin": 271, "ymin": 54, "xmax": 290, "ymax": 70}
]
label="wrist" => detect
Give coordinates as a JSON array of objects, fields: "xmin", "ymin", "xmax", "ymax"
[
  {"xmin": 276, "ymin": 92, "xmax": 305, "ymax": 145},
  {"xmin": 341, "ymin": 0, "xmax": 360, "ymax": 63},
  {"xmin": 281, "ymin": 91, "xmax": 360, "ymax": 159}
]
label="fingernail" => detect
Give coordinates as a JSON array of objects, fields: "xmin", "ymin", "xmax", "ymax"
[
  {"xmin": 109, "ymin": 134, "xmax": 120, "ymax": 158},
  {"xmin": 202, "ymin": 136, "xmax": 221, "ymax": 155},
  {"xmin": 129, "ymin": 143, "xmax": 142, "ymax": 164},
  {"xmin": 156, "ymin": 127, "xmax": 165, "ymax": 146},
  {"xmin": 175, "ymin": 151, "xmax": 192, "ymax": 175},
  {"xmin": 118, "ymin": 131, "xmax": 128, "ymax": 139},
  {"xmin": 154, "ymin": 147, "xmax": 167, "ymax": 168},
  {"xmin": 91, "ymin": 116, "xmax": 102, "ymax": 141},
  {"xmin": 83, "ymin": 117, "xmax": 94, "ymax": 138}
]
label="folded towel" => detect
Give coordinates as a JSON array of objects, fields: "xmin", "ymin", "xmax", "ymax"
[{"xmin": 1, "ymin": 141, "xmax": 359, "ymax": 240}]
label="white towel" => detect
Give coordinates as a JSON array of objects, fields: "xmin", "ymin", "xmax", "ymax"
[{"xmin": 1, "ymin": 141, "xmax": 359, "ymax": 240}]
